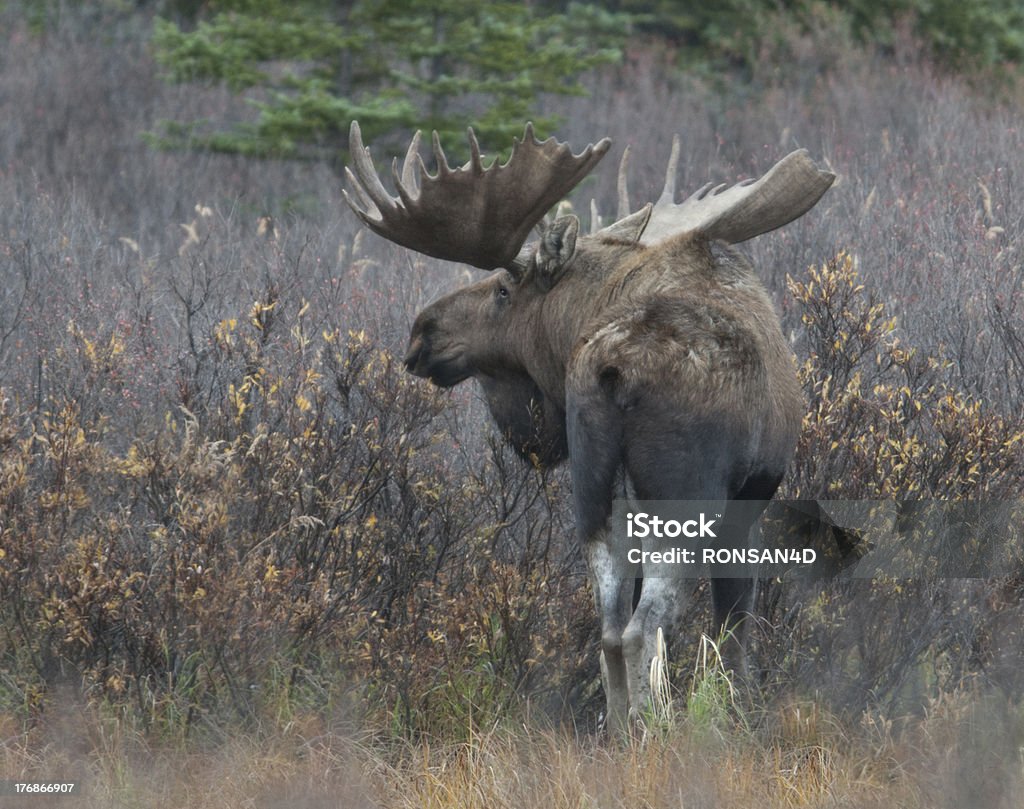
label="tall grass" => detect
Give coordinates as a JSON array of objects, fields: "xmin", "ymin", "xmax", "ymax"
[{"xmin": 5, "ymin": 688, "xmax": 1021, "ymax": 807}]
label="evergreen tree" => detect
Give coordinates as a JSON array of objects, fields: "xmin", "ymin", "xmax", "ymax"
[{"xmin": 151, "ymin": 0, "xmax": 629, "ymax": 170}]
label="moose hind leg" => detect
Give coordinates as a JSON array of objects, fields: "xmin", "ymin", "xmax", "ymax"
[
  {"xmin": 619, "ymin": 438, "xmax": 728, "ymax": 726},
  {"xmin": 620, "ymin": 573, "xmax": 692, "ymax": 725},
  {"xmin": 618, "ymin": 452, "xmax": 704, "ymax": 724},
  {"xmin": 585, "ymin": 531, "xmax": 635, "ymax": 736},
  {"xmin": 567, "ymin": 390, "xmax": 633, "ymax": 736},
  {"xmin": 710, "ymin": 577, "xmax": 756, "ymax": 678},
  {"xmin": 711, "ymin": 480, "xmax": 778, "ymax": 678}
]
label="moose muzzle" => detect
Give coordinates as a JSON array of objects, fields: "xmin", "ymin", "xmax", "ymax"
[{"xmin": 403, "ymin": 335, "xmax": 426, "ymax": 376}]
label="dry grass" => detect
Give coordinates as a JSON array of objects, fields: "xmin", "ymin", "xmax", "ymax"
[
  {"xmin": 7, "ymin": 688, "xmax": 1020, "ymax": 809},
  {"xmin": 4, "ymin": 646, "xmax": 1021, "ymax": 808}
]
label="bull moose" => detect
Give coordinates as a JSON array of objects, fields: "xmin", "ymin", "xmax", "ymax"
[{"xmin": 344, "ymin": 122, "xmax": 834, "ymax": 735}]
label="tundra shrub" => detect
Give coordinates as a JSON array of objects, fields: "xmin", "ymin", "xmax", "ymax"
[
  {"xmin": 752, "ymin": 252, "xmax": 1024, "ymax": 714},
  {"xmin": 787, "ymin": 251, "xmax": 1023, "ymax": 499},
  {"xmin": 0, "ymin": 214, "xmax": 590, "ymax": 737}
]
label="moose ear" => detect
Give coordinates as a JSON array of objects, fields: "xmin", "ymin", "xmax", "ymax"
[{"xmin": 535, "ymin": 215, "xmax": 579, "ymax": 291}]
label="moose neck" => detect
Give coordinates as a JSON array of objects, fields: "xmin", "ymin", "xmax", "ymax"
[{"xmin": 517, "ymin": 238, "xmax": 639, "ymax": 410}]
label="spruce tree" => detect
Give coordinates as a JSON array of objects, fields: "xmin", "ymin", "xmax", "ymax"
[{"xmin": 151, "ymin": 0, "xmax": 629, "ymax": 170}]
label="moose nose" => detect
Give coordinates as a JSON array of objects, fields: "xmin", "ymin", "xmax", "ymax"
[{"xmin": 403, "ymin": 335, "xmax": 425, "ymax": 372}]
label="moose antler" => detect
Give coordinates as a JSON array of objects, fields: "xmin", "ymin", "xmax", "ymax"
[
  {"xmin": 603, "ymin": 136, "xmax": 834, "ymax": 246},
  {"xmin": 344, "ymin": 122, "xmax": 611, "ymax": 272}
]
